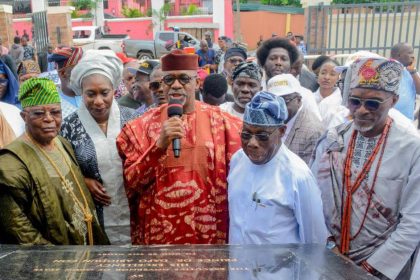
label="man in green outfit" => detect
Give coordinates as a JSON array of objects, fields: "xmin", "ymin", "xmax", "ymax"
[{"xmin": 0, "ymin": 77, "xmax": 109, "ymax": 245}]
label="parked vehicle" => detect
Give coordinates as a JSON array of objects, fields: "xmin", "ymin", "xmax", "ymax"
[
  {"xmin": 72, "ymin": 26, "xmax": 129, "ymax": 53},
  {"xmin": 123, "ymin": 31, "xmax": 201, "ymax": 59}
]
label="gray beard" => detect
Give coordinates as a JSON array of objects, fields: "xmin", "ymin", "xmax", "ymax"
[{"xmin": 353, "ymin": 121, "xmax": 375, "ymax": 133}]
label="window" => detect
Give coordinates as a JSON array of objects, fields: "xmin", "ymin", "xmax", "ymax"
[
  {"xmin": 104, "ymin": 0, "xmax": 109, "ymax": 9},
  {"xmin": 158, "ymin": 33, "xmax": 173, "ymax": 42},
  {"xmin": 11, "ymin": 0, "xmax": 31, "ymax": 14},
  {"xmin": 73, "ymin": 30, "xmax": 91, "ymax": 39}
]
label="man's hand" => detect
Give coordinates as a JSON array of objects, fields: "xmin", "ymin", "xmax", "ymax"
[
  {"xmin": 331, "ymin": 247, "xmax": 354, "ymax": 263},
  {"xmin": 84, "ymin": 178, "xmax": 111, "ymax": 206},
  {"xmin": 407, "ymin": 58, "xmax": 417, "ymax": 73},
  {"xmin": 156, "ymin": 117, "xmax": 185, "ymax": 150}
]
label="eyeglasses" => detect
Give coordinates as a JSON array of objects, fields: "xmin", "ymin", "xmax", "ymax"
[
  {"xmin": 348, "ymin": 96, "xmax": 393, "ymax": 111},
  {"xmin": 149, "ymin": 81, "xmax": 162, "ymax": 91},
  {"xmin": 0, "ymin": 78, "xmax": 8, "ymax": 86},
  {"xmin": 240, "ymin": 129, "xmax": 277, "ymax": 142},
  {"xmin": 24, "ymin": 109, "xmax": 62, "ymax": 119},
  {"xmin": 282, "ymin": 95, "xmax": 299, "ymax": 104},
  {"xmin": 162, "ymin": 74, "xmax": 197, "ymax": 86}
]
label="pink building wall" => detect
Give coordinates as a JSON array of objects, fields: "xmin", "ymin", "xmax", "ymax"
[
  {"xmin": 13, "ymin": 17, "xmax": 218, "ymax": 42},
  {"xmin": 13, "ymin": 19, "xmax": 32, "ymax": 40},
  {"xmin": 224, "ymin": 0, "xmax": 234, "ymax": 38}
]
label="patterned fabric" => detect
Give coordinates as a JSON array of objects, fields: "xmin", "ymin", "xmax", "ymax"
[
  {"xmin": 19, "ymin": 78, "xmax": 60, "ymax": 108},
  {"xmin": 284, "ymin": 105, "xmax": 324, "ymax": 164},
  {"xmin": 22, "ymin": 45, "xmax": 35, "ymax": 61},
  {"xmin": 0, "ymin": 136, "xmax": 109, "ymax": 245},
  {"xmin": 244, "ymin": 91, "xmax": 288, "ymax": 127},
  {"xmin": 232, "ymin": 61, "xmax": 263, "ymax": 81},
  {"xmin": 17, "ymin": 60, "xmax": 40, "ymax": 77},
  {"xmin": 49, "ymin": 47, "xmax": 83, "ymax": 69},
  {"xmin": 310, "ymin": 122, "xmax": 420, "ymax": 280},
  {"xmin": 116, "ymin": 101, "xmax": 242, "ymax": 245},
  {"xmin": 350, "ymin": 57, "xmax": 403, "ymax": 94},
  {"xmin": 60, "ymin": 105, "xmax": 138, "ymax": 228},
  {"xmin": 70, "ymin": 50, "xmax": 123, "ymax": 96},
  {"xmin": 115, "ymin": 80, "xmax": 128, "ymax": 100},
  {"xmin": 352, "ymin": 134, "xmax": 380, "ymax": 170}
]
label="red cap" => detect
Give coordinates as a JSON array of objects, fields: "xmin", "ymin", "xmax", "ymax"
[
  {"xmin": 116, "ymin": 52, "xmax": 135, "ymax": 65},
  {"xmin": 161, "ymin": 50, "xmax": 198, "ymax": 71}
]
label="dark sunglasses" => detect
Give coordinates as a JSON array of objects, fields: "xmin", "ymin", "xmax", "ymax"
[
  {"xmin": 149, "ymin": 81, "xmax": 162, "ymax": 91},
  {"xmin": 0, "ymin": 78, "xmax": 8, "ymax": 86},
  {"xmin": 240, "ymin": 130, "xmax": 276, "ymax": 142},
  {"xmin": 348, "ymin": 96, "xmax": 393, "ymax": 111},
  {"xmin": 162, "ymin": 74, "xmax": 196, "ymax": 86},
  {"xmin": 282, "ymin": 95, "xmax": 299, "ymax": 104}
]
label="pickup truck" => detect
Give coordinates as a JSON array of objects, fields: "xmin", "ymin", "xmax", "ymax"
[
  {"xmin": 123, "ymin": 31, "xmax": 201, "ymax": 60},
  {"xmin": 72, "ymin": 26, "xmax": 129, "ymax": 53}
]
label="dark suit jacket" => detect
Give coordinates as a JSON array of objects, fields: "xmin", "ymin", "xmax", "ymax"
[{"xmin": 299, "ymin": 68, "xmax": 319, "ymax": 92}]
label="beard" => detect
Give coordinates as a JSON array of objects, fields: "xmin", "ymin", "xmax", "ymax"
[{"xmin": 353, "ymin": 119, "xmax": 375, "ymax": 133}]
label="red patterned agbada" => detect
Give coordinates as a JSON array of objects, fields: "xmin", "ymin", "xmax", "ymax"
[{"xmin": 117, "ymin": 101, "xmax": 242, "ymax": 245}]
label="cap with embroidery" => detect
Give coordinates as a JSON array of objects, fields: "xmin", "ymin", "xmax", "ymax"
[
  {"xmin": 350, "ymin": 57, "xmax": 403, "ymax": 94},
  {"xmin": 243, "ymin": 91, "xmax": 288, "ymax": 127},
  {"xmin": 267, "ymin": 74, "xmax": 302, "ymax": 97}
]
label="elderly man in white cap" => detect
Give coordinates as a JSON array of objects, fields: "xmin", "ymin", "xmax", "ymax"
[
  {"xmin": 311, "ymin": 57, "xmax": 420, "ymax": 280},
  {"xmin": 267, "ymin": 74, "xmax": 324, "ymax": 164},
  {"xmin": 228, "ymin": 91, "xmax": 328, "ymax": 245}
]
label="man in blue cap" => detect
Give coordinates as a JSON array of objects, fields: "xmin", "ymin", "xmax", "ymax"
[{"xmin": 228, "ymin": 91, "xmax": 327, "ymax": 245}]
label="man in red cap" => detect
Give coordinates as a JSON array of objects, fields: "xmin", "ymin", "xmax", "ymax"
[{"xmin": 117, "ymin": 50, "xmax": 242, "ymax": 245}]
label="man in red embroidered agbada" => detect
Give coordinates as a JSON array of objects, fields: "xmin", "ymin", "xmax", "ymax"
[{"xmin": 117, "ymin": 50, "xmax": 242, "ymax": 245}]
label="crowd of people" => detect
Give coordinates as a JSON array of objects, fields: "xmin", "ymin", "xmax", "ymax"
[{"xmin": 0, "ymin": 31, "xmax": 420, "ymax": 280}]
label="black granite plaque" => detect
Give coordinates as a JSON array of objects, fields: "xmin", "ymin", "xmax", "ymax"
[{"xmin": 0, "ymin": 244, "xmax": 378, "ymax": 279}]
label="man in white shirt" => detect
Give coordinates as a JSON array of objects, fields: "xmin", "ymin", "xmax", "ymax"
[{"xmin": 228, "ymin": 91, "xmax": 328, "ymax": 245}]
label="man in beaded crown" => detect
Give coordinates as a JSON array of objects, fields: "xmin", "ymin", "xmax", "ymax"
[{"xmin": 311, "ymin": 57, "xmax": 420, "ymax": 280}]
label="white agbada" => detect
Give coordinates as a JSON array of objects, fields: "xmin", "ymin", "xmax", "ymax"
[
  {"xmin": 314, "ymin": 87, "xmax": 342, "ymax": 126},
  {"xmin": 77, "ymin": 100, "xmax": 131, "ymax": 245},
  {"xmin": 219, "ymin": 101, "xmax": 244, "ymax": 118},
  {"xmin": 228, "ymin": 144, "xmax": 328, "ymax": 245}
]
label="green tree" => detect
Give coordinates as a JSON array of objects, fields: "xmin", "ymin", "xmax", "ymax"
[
  {"xmin": 181, "ymin": 4, "xmax": 200, "ymax": 15},
  {"xmin": 122, "ymin": 7, "xmax": 144, "ymax": 18}
]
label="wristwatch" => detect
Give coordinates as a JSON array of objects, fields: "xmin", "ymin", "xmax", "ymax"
[
  {"xmin": 409, "ymin": 68, "xmax": 418, "ymax": 75},
  {"xmin": 326, "ymin": 240, "xmax": 337, "ymax": 250}
]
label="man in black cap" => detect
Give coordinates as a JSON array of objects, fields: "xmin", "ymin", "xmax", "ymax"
[
  {"xmin": 118, "ymin": 59, "xmax": 158, "ymax": 113},
  {"xmin": 223, "ymin": 47, "xmax": 247, "ymax": 79}
]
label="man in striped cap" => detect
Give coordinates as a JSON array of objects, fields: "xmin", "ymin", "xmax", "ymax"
[
  {"xmin": 48, "ymin": 47, "xmax": 83, "ymax": 118},
  {"xmin": 0, "ymin": 77, "xmax": 109, "ymax": 245}
]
